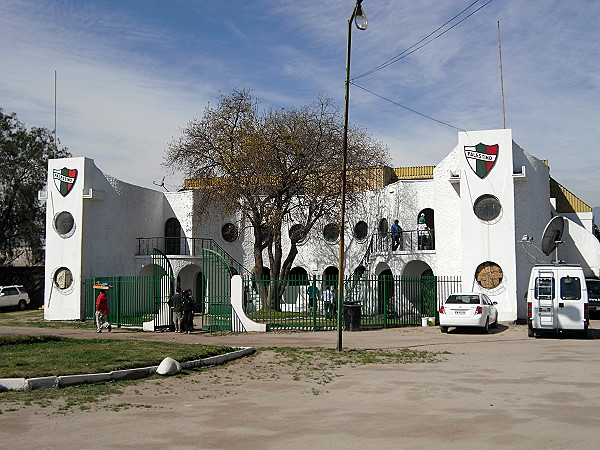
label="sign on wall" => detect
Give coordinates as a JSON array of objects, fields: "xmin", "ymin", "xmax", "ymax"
[
  {"xmin": 53, "ymin": 168, "xmax": 78, "ymax": 197},
  {"xmin": 464, "ymin": 143, "xmax": 499, "ymax": 179}
]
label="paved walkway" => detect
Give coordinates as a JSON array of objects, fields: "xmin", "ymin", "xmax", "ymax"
[{"xmin": 3, "ymin": 320, "xmax": 600, "ymax": 449}]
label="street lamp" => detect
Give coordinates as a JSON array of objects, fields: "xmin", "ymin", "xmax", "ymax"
[{"xmin": 337, "ymin": 0, "xmax": 368, "ymax": 352}]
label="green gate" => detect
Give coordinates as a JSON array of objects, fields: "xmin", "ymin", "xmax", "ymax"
[
  {"xmin": 201, "ymin": 248, "xmax": 234, "ymax": 331},
  {"xmin": 152, "ymin": 248, "xmax": 175, "ymax": 329},
  {"xmin": 83, "ymin": 276, "xmax": 155, "ymax": 327}
]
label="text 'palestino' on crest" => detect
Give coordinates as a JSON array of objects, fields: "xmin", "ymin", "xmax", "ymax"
[
  {"xmin": 464, "ymin": 143, "xmax": 499, "ymax": 179},
  {"xmin": 53, "ymin": 167, "xmax": 78, "ymax": 197}
]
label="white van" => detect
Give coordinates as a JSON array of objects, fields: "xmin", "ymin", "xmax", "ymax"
[{"xmin": 527, "ymin": 264, "xmax": 589, "ymax": 338}]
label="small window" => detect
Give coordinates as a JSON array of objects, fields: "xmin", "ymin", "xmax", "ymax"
[
  {"xmin": 354, "ymin": 221, "xmax": 368, "ymax": 240},
  {"xmin": 54, "ymin": 211, "xmax": 75, "ymax": 238},
  {"xmin": 323, "ymin": 223, "xmax": 340, "ymax": 242},
  {"xmin": 560, "ymin": 276, "xmax": 581, "ymax": 300},
  {"xmin": 221, "ymin": 223, "xmax": 239, "ymax": 242},
  {"xmin": 289, "ymin": 224, "xmax": 308, "ymax": 244},
  {"xmin": 54, "ymin": 267, "xmax": 73, "ymax": 290},
  {"xmin": 473, "ymin": 195, "xmax": 502, "ymax": 222}
]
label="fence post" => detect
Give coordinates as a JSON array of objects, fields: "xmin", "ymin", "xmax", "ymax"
[
  {"xmin": 383, "ymin": 281, "xmax": 388, "ymax": 328},
  {"xmin": 312, "ymin": 275, "xmax": 317, "ymax": 331}
]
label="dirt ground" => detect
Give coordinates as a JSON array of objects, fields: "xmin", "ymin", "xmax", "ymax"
[{"xmin": 2, "ymin": 319, "xmax": 600, "ymax": 449}]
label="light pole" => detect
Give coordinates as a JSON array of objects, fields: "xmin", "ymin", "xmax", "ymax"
[{"xmin": 337, "ymin": 0, "xmax": 368, "ymax": 352}]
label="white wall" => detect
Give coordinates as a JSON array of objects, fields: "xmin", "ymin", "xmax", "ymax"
[
  {"xmin": 44, "ymin": 157, "xmax": 165, "ymax": 320},
  {"xmin": 457, "ymin": 130, "xmax": 518, "ymax": 321}
]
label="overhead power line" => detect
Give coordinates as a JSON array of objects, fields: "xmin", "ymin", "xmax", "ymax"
[
  {"xmin": 351, "ymin": 82, "xmax": 466, "ymax": 132},
  {"xmin": 352, "ymin": 0, "xmax": 496, "ymax": 81}
]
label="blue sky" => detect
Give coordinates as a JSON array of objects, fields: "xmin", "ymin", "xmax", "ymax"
[{"xmin": 1, "ymin": 1, "xmax": 599, "ymax": 207}]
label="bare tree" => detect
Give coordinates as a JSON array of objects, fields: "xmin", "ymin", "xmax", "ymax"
[{"xmin": 165, "ymin": 89, "xmax": 389, "ymax": 308}]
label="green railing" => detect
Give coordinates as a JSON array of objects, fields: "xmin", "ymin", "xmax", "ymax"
[
  {"xmin": 136, "ymin": 237, "xmax": 249, "ymax": 276},
  {"xmin": 83, "ymin": 276, "xmax": 157, "ymax": 327},
  {"xmin": 242, "ymin": 275, "xmax": 461, "ymax": 331}
]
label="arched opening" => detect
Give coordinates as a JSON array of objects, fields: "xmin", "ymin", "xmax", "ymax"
[
  {"xmin": 416, "ymin": 208, "xmax": 435, "ymax": 250},
  {"xmin": 322, "ymin": 266, "xmax": 339, "ymax": 288},
  {"xmin": 165, "ymin": 217, "xmax": 182, "ymax": 255},
  {"xmin": 289, "ymin": 266, "xmax": 309, "ymax": 285},
  {"xmin": 195, "ymin": 271, "xmax": 206, "ymax": 314},
  {"xmin": 402, "ymin": 260, "xmax": 436, "ymax": 316},
  {"xmin": 378, "ymin": 269, "xmax": 394, "ymax": 315}
]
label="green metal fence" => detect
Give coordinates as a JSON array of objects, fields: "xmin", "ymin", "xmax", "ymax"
[
  {"xmin": 243, "ymin": 275, "xmax": 461, "ymax": 331},
  {"xmin": 83, "ymin": 276, "xmax": 157, "ymax": 327}
]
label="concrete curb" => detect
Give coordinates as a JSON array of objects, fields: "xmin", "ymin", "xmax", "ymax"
[{"xmin": 0, "ymin": 347, "xmax": 254, "ymax": 391}]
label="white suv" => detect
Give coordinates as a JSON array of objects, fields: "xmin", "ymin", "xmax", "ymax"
[{"xmin": 0, "ymin": 285, "xmax": 30, "ymax": 310}]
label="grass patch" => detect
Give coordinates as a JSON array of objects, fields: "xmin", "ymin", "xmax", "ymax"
[
  {"xmin": 0, "ymin": 335, "xmax": 234, "ymax": 378},
  {"xmin": 0, "ymin": 377, "xmax": 142, "ymax": 412},
  {"xmin": 0, "ymin": 310, "xmax": 94, "ymax": 330},
  {"xmin": 255, "ymin": 346, "xmax": 449, "ymax": 387}
]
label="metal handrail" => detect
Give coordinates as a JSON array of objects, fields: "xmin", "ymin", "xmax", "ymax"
[{"xmin": 136, "ymin": 237, "xmax": 250, "ymax": 275}]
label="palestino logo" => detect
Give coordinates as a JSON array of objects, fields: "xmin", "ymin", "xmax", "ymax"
[
  {"xmin": 53, "ymin": 168, "xmax": 78, "ymax": 197},
  {"xmin": 464, "ymin": 143, "xmax": 499, "ymax": 179}
]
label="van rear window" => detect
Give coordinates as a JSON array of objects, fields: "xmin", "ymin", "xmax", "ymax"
[
  {"xmin": 535, "ymin": 277, "xmax": 554, "ymax": 300},
  {"xmin": 560, "ymin": 277, "xmax": 581, "ymax": 300}
]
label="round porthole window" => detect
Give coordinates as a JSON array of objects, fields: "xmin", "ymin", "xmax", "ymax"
[
  {"xmin": 221, "ymin": 223, "xmax": 238, "ymax": 242},
  {"xmin": 54, "ymin": 267, "xmax": 74, "ymax": 290},
  {"xmin": 323, "ymin": 223, "xmax": 340, "ymax": 243},
  {"xmin": 475, "ymin": 261, "xmax": 503, "ymax": 290},
  {"xmin": 53, "ymin": 211, "xmax": 75, "ymax": 238},
  {"xmin": 473, "ymin": 195, "xmax": 502, "ymax": 223},
  {"xmin": 289, "ymin": 224, "xmax": 308, "ymax": 244},
  {"xmin": 354, "ymin": 221, "xmax": 368, "ymax": 240}
]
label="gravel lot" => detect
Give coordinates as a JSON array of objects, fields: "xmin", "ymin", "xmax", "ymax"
[{"xmin": 2, "ymin": 318, "xmax": 600, "ymax": 449}]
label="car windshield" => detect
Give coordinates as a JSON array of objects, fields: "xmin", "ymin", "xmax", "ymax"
[
  {"xmin": 587, "ymin": 280, "xmax": 600, "ymax": 299},
  {"xmin": 446, "ymin": 295, "xmax": 480, "ymax": 304}
]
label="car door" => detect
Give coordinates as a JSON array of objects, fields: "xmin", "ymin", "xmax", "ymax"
[
  {"xmin": 0, "ymin": 288, "xmax": 7, "ymax": 307},
  {"xmin": 483, "ymin": 294, "xmax": 497, "ymax": 323}
]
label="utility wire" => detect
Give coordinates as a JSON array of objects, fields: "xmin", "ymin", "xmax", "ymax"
[
  {"xmin": 351, "ymin": 82, "xmax": 466, "ymax": 131},
  {"xmin": 352, "ymin": 0, "xmax": 496, "ymax": 81}
]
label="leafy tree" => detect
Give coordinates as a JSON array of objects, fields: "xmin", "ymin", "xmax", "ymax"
[
  {"xmin": 165, "ymin": 89, "xmax": 389, "ymax": 308},
  {"xmin": 0, "ymin": 109, "xmax": 70, "ymax": 266}
]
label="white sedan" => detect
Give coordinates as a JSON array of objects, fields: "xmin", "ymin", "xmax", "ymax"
[{"xmin": 439, "ymin": 292, "xmax": 498, "ymax": 333}]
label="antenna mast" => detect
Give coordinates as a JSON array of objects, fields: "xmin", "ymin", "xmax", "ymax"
[
  {"xmin": 497, "ymin": 21, "xmax": 506, "ymax": 129},
  {"xmin": 54, "ymin": 70, "xmax": 57, "ymax": 158}
]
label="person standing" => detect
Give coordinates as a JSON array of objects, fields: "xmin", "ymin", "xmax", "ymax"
[
  {"xmin": 391, "ymin": 219, "xmax": 402, "ymax": 251},
  {"xmin": 181, "ymin": 289, "xmax": 195, "ymax": 334},
  {"xmin": 168, "ymin": 287, "xmax": 184, "ymax": 332},
  {"xmin": 417, "ymin": 214, "xmax": 431, "ymax": 250},
  {"xmin": 95, "ymin": 286, "xmax": 112, "ymax": 333}
]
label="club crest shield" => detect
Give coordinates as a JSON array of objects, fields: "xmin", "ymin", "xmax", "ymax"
[
  {"xmin": 53, "ymin": 168, "xmax": 78, "ymax": 197},
  {"xmin": 464, "ymin": 143, "xmax": 499, "ymax": 179}
]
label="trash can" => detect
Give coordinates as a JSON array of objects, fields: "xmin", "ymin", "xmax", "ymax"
[{"xmin": 343, "ymin": 301, "xmax": 361, "ymax": 331}]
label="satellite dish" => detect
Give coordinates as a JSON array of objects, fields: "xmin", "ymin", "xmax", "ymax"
[{"xmin": 541, "ymin": 216, "xmax": 564, "ymax": 257}]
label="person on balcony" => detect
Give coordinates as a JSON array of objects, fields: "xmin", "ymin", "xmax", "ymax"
[
  {"xmin": 391, "ymin": 219, "xmax": 402, "ymax": 251},
  {"xmin": 417, "ymin": 214, "xmax": 431, "ymax": 250}
]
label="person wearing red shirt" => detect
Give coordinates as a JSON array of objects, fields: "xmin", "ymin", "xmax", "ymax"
[{"xmin": 95, "ymin": 288, "xmax": 112, "ymax": 333}]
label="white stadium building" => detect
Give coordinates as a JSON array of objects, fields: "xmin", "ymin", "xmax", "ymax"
[{"xmin": 41, "ymin": 129, "xmax": 599, "ymax": 329}]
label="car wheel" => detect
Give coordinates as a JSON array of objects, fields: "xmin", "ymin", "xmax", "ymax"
[
  {"xmin": 527, "ymin": 326, "xmax": 534, "ymax": 338},
  {"xmin": 491, "ymin": 315, "xmax": 499, "ymax": 328},
  {"xmin": 17, "ymin": 300, "xmax": 27, "ymax": 311},
  {"xmin": 482, "ymin": 318, "xmax": 489, "ymax": 334},
  {"xmin": 440, "ymin": 326, "xmax": 448, "ymax": 333}
]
